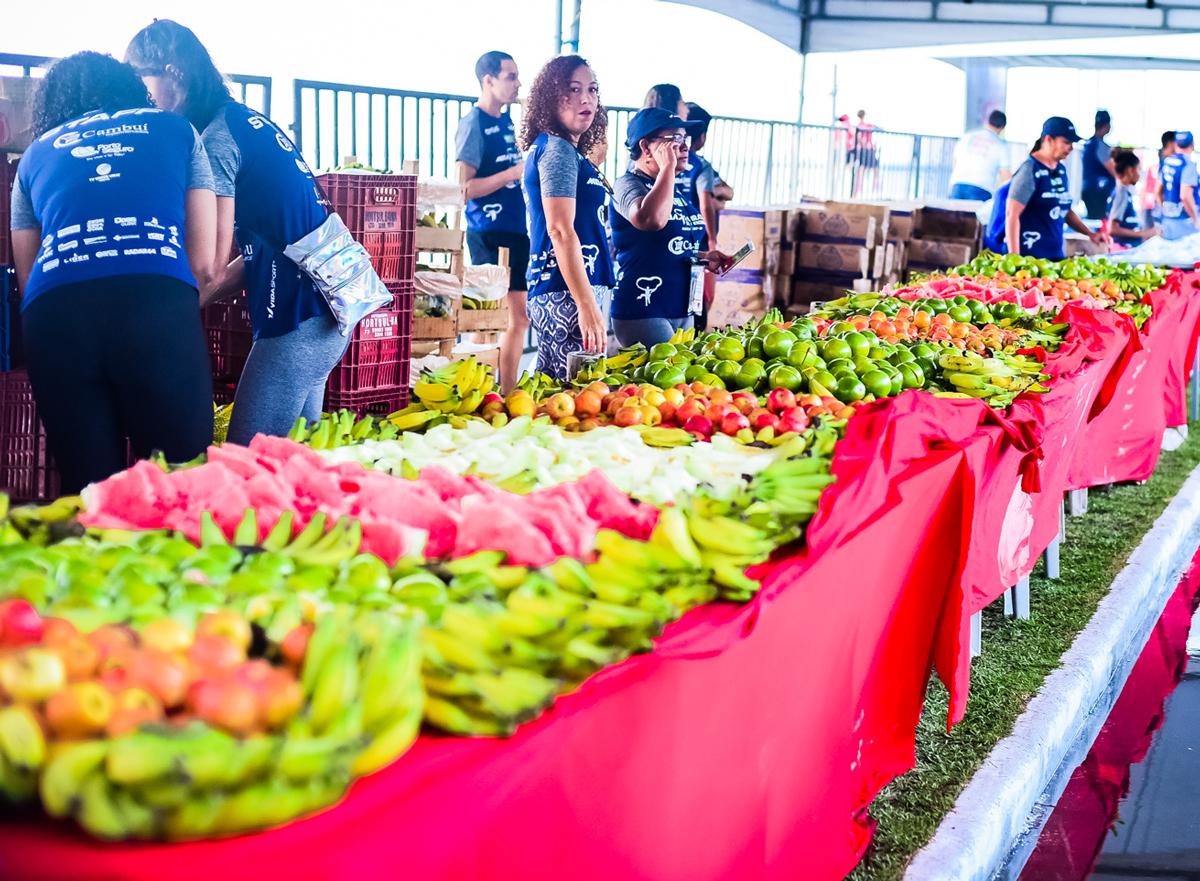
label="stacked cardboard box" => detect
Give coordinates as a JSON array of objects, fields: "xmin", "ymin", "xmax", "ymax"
[{"xmin": 905, "ymin": 206, "xmax": 981, "ymax": 277}]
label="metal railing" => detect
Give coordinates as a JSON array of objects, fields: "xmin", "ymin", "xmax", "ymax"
[
  {"xmin": 0, "ymin": 52, "xmax": 272, "ymax": 117},
  {"xmin": 292, "ymin": 80, "xmax": 963, "ymax": 204}
]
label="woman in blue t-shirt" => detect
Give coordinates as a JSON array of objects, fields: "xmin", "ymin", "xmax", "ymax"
[
  {"xmin": 610, "ymin": 107, "xmax": 730, "ymax": 349},
  {"xmin": 519, "ymin": 55, "xmax": 615, "ymax": 379},
  {"xmin": 1004, "ymin": 116, "xmax": 1107, "ymax": 260},
  {"xmin": 9, "ymin": 52, "xmax": 216, "ymax": 492},
  {"xmin": 1108, "ymin": 149, "xmax": 1160, "ymax": 247},
  {"xmin": 127, "ymin": 20, "xmax": 352, "ymax": 445}
]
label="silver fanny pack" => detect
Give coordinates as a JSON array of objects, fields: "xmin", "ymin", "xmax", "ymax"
[{"xmin": 283, "ymin": 213, "xmax": 392, "ymax": 335}]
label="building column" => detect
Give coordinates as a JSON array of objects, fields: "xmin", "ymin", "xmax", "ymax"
[{"xmin": 963, "ymin": 58, "xmax": 1008, "ymax": 129}]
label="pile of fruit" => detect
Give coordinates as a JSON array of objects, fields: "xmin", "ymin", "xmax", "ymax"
[{"xmin": 0, "ymin": 598, "xmax": 422, "ymax": 840}]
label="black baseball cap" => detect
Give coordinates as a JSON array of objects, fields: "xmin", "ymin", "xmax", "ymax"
[
  {"xmin": 625, "ymin": 107, "xmax": 704, "ymax": 149},
  {"xmin": 1041, "ymin": 116, "xmax": 1082, "ymax": 142}
]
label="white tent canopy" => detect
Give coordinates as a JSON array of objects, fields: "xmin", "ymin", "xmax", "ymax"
[{"xmin": 662, "ymin": 0, "xmax": 1200, "ymax": 52}]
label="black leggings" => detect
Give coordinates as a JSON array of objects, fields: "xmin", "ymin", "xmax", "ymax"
[{"xmin": 22, "ymin": 274, "xmax": 213, "ymax": 494}]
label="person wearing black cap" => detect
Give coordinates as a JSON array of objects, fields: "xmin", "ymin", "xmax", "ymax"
[
  {"xmin": 1004, "ymin": 116, "xmax": 1107, "ymax": 259},
  {"xmin": 1081, "ymin": 110, "xmax": 1116, "ymax": 220},
  {"xmin": 610, "ymin": 107, "xmax": 730, "ymax": 349},
  {"xmin": 1158, "ymin": 130, "xmax": 1198, "ymax": 240}
]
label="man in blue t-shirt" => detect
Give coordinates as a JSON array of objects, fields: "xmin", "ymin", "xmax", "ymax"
[
  {"xmin": 1081, "ymin": 110, "xmax": 1116, "ymax": 220},
  {"xmin": 1158, "ymin": 131, "xmax": 1199, "ymax": 241},
  {"xmin": 455, "ymin": 50, "xmax": 529, "ymax": 393}
]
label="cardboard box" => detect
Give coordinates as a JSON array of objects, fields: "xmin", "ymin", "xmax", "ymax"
[
  {"xmin": 716, "ymin": 209, "xmax": 766, "ymax": 272},
  {"xmin": 913, "ymin": 206, "xmax": 981, "ymax": 243},
  {"xmin": 790, "ymin": 209, "xmax": 884, "ymax": 246},
  {"xmin": 707, "ymin": 270, "xmax": 768, "ymax": 330},
  {"xmin": 791, "ymin": 279, "xmax": 856, "ymax": 307},
  {"xmin": 412, "ymin": 315, "xmax": 457, "ymax": 340},
  {"xmin": 776, "ymin": 243, "xmax": 796, "ymax": 277},
  {"xmin": 415, "ymin": 226, "xmax": 465, "ymax": 252},
  {"xmin": 906, "ymin": 239, "xmax": 976, "ymax": 271},
  {"xmin": 796, "ymin": 241, "xmax": 879, "ymax": 277},
  {"xmin": 887, "ymin": 211, "xmax": 914, "ymax": 242},
  {"xmin": 764, "ymin": 209, "xmax": 786, "ymax": 244}
]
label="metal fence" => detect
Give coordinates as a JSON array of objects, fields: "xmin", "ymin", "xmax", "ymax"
[
  {"xmin": 0, "ymin": 53, "xmax": 272, "ymax": 117},
  {"xmin": 292, "ymin": 80, "xmax": 962, "ymax": 204}
]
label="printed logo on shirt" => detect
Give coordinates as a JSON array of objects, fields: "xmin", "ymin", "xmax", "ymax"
[
  {"xmin": 160, "ymin": 246, "xmax": 178, "ymax": 259},
  {"xmin": 57, "ymin": 224, "xmax": 81, "ymax": 238},
  {"xmin": 635, "ymin": 276, "xmax": 663, "ymax": 306},
  {"xmin": 123, "ymin": 248, "xmax": 157, "ymax": 256},
  {"xmin": 147, "ymin": 232, "xmax": 165, "ymax": 241},
  {"xmin": 1021, "ymin": 230, "xmax": 1042, "ymax": 250},
  {"xmin": 581, "ymin": 244, "xmax": 600, "ymax": 274},
  {"xmin": 114, "ymin": 216, "xmax": 137, "ymax": 227},
  {"xmin": 586, "ymin": 178, "xmax": 607, "ymax": 188},
  {"xmin": 52, "ymin": 123, "xmax": 149, "ymax": 149},
  {"xmin": 64, "ymin": 253, "xmax": 89, "ymax": 265},
  {"xmin": 88, "ymin": 163, "xmax": 120, "ymax": 183},
  {"xmin": 56, "ymin": 241, "xmax": 78, "ymax": 253},
  {"xmin": 83, "ymin": 236, "xmax": 106, "ymax": 246},
  {"xmin": 482, "ymin": 203, "xmax": 503, "ymax": 221},
  {"xmin": 668, "ymin": 236, "xmax": 688, "ymax": 256},
  {"xmin": 41, "ymin": 234, "xmax": 53, "ymax": 248},
  {"xmin": 597, "ymin": 204, "xmax": 608, "ymax": 227},
  {"xmin": 145, "ymin": 217, "xmax": 165, "ymax": 230},
  {"xmin": 96, "ymin": 250, "xmax": 118, "ymax": 258},
  {"xmin": 86, "ymin": 219, "xmax": 104, "ymax": 233},
  {"xmin": 71, "ymin": 145, "xmax": 98, "ymax": 159},
  {"xmin": 484, "ymin": 125, "xmax": 501, "ymax": 136},
  {"xmin": 504, "ymin": 134, "xmax": 516, "ymax": 144},
  {"xmin": 113, "ymin": 234, "xmax": 141, "ymax": 242},
  {"xmin": 42, "ymin": 259, "xmax": 60, "ymax": 271}
]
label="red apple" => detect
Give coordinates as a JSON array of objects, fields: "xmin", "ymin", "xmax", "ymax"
[
  {"xmin": 767, "ymin": 388, "xmax": 797, "ymax": 414},
  {"xmin": 140, "ymin": 618, "xmax": 194, "ymax": 655},
  {"xmin": 280, "ymin": 624, "xmax": 313, "ymax": 668},
  {"xmin": 778, "ymin": 413, "xmax": 809, "ymax": 434},
  {"xmin": 675, "ymin": 398, "xmax": 707, "ymax": 423},
  {"xmin": 0, "ymin": 599, "xmax": 44, "ymax": 648},
  {"xmin": 187, "ymin": 678, "xmax": 261, "ymax": 736},
  {"xmin": 544, "ymin": 392, "xmax": 576, "ymax": 420},
  {"xmin": 731, "ymin": 391, "xmax": 759, "ymax": 415},
  {"xmin": 682, "ymin": 415, "xmax": 714, "ymax": 438},
  {"xmin": 749, "ymin": 408, "xmax": 778, "ymax": 430},
  {"xmin": 720, "ymin": 411, "xmax": 751, "ymax": 436},
  {"xmin": 796, "ymin": 393, "xmax": 823, "ymax": 409},
  {"xmin": 53, "ymin": 636, "xmax": 100, "ymax": 681},
  {"xmin": 106, "ymin": 687, "xmax": 165, "ymax": 737},
  {"xmin": 130, "ymin": 649, "xmax": 193, "ymax": 709},
  {"xmin": 619, "ymin": 384, "xmax": 641, "ymax": 398},
  {"xmin": 41, "ymin": 617, "xmax": 78, "ymax": 648},
  {"xmin": 188, "ymin": 635, "xmax": 245, "ymax": 678},
  {"xmin": 87, "ymin": 624, "xmax": 137, "ymax": 662},
  {"xmin": 258, "ymin": 670, "xmax": 304, "ymax": 730},
  {"xmin": 704, "ymin": 402, "xmax": 732, "ymax": 424},
  {"xmin": 658, "ymin": 400, "xmax": 677, "ymax": 423},
  {"xmin": 233, "ymin": 659, "xmax": 275, "ymax": 692},
  {"xmin": 613, "ymin": 406, "xmax": 644, "ymax": 428}
]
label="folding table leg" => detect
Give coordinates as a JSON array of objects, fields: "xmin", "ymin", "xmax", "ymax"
[
  {"xmin": 1068, "ymin": 488, "xmax": 1088, "ymax": 517},
  {"xmin": 1013, "ymin": 575, "xmax": 1031, "ymax": 619},
  {"xmin": 1044, "ymin": 532, "xmax": 1061, "ymax": 580},
  {"xmin": 970, "ymin": 612, "xmax": 982, "ymax": 657},
  {"xmin": 1191, "ymin": 350, "xmax": 1199, "ymax": 424}
]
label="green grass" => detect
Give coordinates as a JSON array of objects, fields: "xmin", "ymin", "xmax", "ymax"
[{"xmin": 848, "ymin": 424, "xmax": 1200, "ymax": 881}]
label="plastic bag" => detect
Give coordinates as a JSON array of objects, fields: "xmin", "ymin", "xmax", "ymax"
[
  {"xmin": 418, "ymin": 177, "xmax": 465, "ymax": 212},
  {"xmin": 415, "ymin": 270, "xmax": 463, "ymax": 299},
  {"xmin": 462, "ymin": 265, "xmax": 509, "ymax": 304}
]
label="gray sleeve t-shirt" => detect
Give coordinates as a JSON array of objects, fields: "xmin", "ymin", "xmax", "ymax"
[
  {"xmin": 10, "ymin": 124, "xmax": 213, "ymax": 230},
  {"xmin": 613, "ymin": 172, "xmax": 653, "ymax": 220},
  {"xmin": 201, "ymin": 110, "xmax": 241, "ymax": 198},
  {"xmin": 1008, "ymin": 160, "xmax": 1037, "ymax": 205},
  {"xmin": 537, "ymin": 135, "xmax": 579, "ymax": 199},
  {"xmin": 1108, "ymin": 184, "xmax": 1131, "ymax": 224},
  {"xmin": 454, "ymin": 109, "xmax": 483, "ymax": 169}
]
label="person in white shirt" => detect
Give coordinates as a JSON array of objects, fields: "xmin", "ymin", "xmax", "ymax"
[{"xmin": 949, "ymin": 110, "xmax": 1011, "ymax": 201}]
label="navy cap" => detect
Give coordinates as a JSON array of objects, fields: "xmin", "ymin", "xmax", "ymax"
[
  {"xmin": 1176, "ymin": 130, "xmax": 1194, "ymax": 148},
  {"xmin": 625, "ymin": 107, "xmax": 704, "ymax": 150},
  {"xmin": 1041, "ymin": 116, "xmax": 1082, "ymax": 142}
]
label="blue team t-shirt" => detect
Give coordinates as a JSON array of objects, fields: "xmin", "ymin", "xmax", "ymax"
[
  {"xmin": 610, "ymin": 170, "xmax": 705, "ymax": 320},
  {"xmin": 1007, "ymin": 156, "xmax": 1073, "ymax": 260},
  {"xmin": 1160, "ymin": 153, "xmax": 1199, "ymax": 220},
  {"xmin": 203, "ymin": 101, "xmax": 329, "ymax": 339},
  {"xmin": 523, "ymin": 133, "xmax": 614, "ymax": 298},
  {"xmin": 454, "ymin": 107, "xmax": 526, "ymax": 236},
  {"xmin": 13, "ymin": 106, "xmax": 211, "ymax": 308}
]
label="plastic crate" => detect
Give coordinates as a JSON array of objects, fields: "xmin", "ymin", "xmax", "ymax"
[
  {"xmin": 323, "ymin": 386, "xmax": 409, "ymax": 416},
  {"xmin": 0, "ymin": 158, "xmax": 16, "ymax": 267},
  {"xmin": 202, "ymin": 295, "xmax": 254, "ymax": 383},
  {"xmin": 326, "ymin": 281, "xmax": 414, "ymax": 396},
  {"xmin": 317, "ymin": 173, "xmax": 417, "ymax": 286},
  {"xmin": 0, "ymin": 370, "xmax": 58, "ymax": 503},
  {"xmin": 1, "ymin": 265, "xmax": 19, "ymax": 372}
]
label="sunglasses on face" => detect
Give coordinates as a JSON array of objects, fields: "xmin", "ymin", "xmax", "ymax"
[{"xmin": 655, "ymin": 133, "xmax": 691, "ymax": 147}]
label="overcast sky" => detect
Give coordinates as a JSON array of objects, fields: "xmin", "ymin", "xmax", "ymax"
[{"xmin": 6, "ymin": 0, "xmax": 1200, "ymax": 146}]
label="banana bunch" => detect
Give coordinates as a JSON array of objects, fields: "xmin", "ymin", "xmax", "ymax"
[
  {"xmin": 936, "ymin": 349, "xmax": 1049, "ymax": 406},
  {"xmin": 418, "ymin": 212, "xmax": 449, "ymax": 229},
  {"xmin": 741, "ymin": 455, "xmax": 836, "ymax": 534},
  {"xmin": 637, "ymin": 426, "xmax": 695, "ymax": 449},
  {"xmin": 3, "ymin": 495, "xmax": 86, "ymax": 546},
  {"xmin": 667, "ymin": 326, "xmax": 696, "ymax": 345},
  {"xmin": 571, "ymin": 346, "xmax": 648, "ymax": 384},
  {"xmin": 515, "ymin": 370, "xmax": 561, "ymax": 398},
  {"xmin": 461, "ymin": 295, "xmax": 502, "ymax": 310},
  {"xmin": 0, "ymin": 704, "xmax": 45, "ymax": 803},
  {"xmin": 289, "ymin": 410, "xmax": 401, "ymax": 449},
  {"xmin": 198, "ymin": 510, "xmax": 364, "ymax": 570},
  {"xmin": 413, "ymin": 356, "xmax": 496, "ymax": 415},
  {"xmin": 213, "ymin": 404, "xmax": 233, "ymax": 445}
]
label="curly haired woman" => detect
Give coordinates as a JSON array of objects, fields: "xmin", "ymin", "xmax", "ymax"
[
  {"xmin": 9, "ymin": 51, "xmax": 216, "ymax": 491},
  {"xmin": 520, "ymin": 55, "xmax": 615, "ymax": 379}
]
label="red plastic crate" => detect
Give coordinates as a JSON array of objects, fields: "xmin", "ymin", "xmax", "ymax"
[
  {"xmin": 323, "ymin": 386, "xmax": 409, "ymax": 416},
  {"xmin": 0, "ymin": 370, "xmax": 59, "ymax": 503},
  {"xmin": 317, "ymin": 173, "xmax": 417, "ymax": 286},
  {"xmin": 326, "ymin": 282, "xmax": 414, "ymax": 396},
  {"xmin": 202, "ymin": 295, "xmax": 254, "ymax": 384}
]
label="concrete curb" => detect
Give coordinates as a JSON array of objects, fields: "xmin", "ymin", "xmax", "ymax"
[{"xmin": 903, "ymin": 464, "xmax": 1200, "ymax": 881}]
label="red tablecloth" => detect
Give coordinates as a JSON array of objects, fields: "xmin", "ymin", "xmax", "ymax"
[
  {"xmin": 1162, "ymin": 271, "xmax": 1200, "ymax": 428},
  {"xmin": 0, "ymin": 446, "xmax": 973, "ymax": 881}
]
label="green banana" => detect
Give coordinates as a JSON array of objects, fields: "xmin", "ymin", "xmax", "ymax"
[{"xmin": 41, "ymin": 740, "xmax": 109, "ymax": 817}]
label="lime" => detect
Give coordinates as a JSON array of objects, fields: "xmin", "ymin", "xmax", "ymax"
[
  {"xmin": 810, "ymin": 370, "xmax": 838, "ymax": 392},
  {"xmin": 861, "ymin": 370, "xmax": 892, "ymax": 398},
  {"xmin": 644, "ymin": 359, "xmax": 669, "ymax": 379},
  {"xmin": 843, "ymin": 331, "xmax": 872, "ymax": 360},
  {"xmin": 668, "ymin": 351, "xmax": 693, "ymax": 366},
  {"xmin": 820, "ymin": 338, "xmax": 853, "ymax": 362},
  {"xmin": 747, "ymin": 336, "xmax": 766, "ymax": 360},
  {"xmin": 763, "ymin": 330, "xmax": 795, "ymax": 360},
  {"xmin": 648, "ymin": 342, "xmax": 677, "ymax": 362},
  {"xmin": 653, "ymin": 367, "xmax": 684, "ymax": 389},
  {"xmin": 713, "ymin": 359, "xmax": 742, "ymax": 384},
  {"xmin": 684, "ymin": 364, "xmax": 709, "ymax": 383},
  {"xmin": 827, "ymin": 358, "xmax": 857, "ymax": 376},
  {"xmin": 887, "ymin": 348, "xmax": 915, "ymax": 366},
  {"xmin": 947, "ymin": 304, "xmax": 973, "ymax": 323},
  {"xmin": 713, "ymin": 338, "xmax": 745, "ymax": 362},
  {"xmin": 834, "ymin": 375, "xmax": 867, "ymax": 403},
  {"xmin": 790, "ymin": 318, "xmax": 816, "ymax": 341},
  {"xmin": 699, "ymin": 372, "xmax": 726, "ymax": 390},
  {"xmin": 786, "ymin": 340, "xmax": 819, "ymax": 371},
  {"xmin": 829, "ymin": 320, "xmax": 856, "ymax": 336},
  {"xmin": 735, "ymin": 361, "xmax": 767, "ymax": 392},
  {"xmin": 899, "ymin": 363, "xmax": 925, "ymax": 389},
  {"xmin": 768, "ymin": 364, "xmax": 804, "ymax": 393},
  {"xmin": 742, "ymin": 357, "xmax": 766, "ymax": 374},
  {"xmin": 929, "ymin": 299, "xmax": 949, "ymax": 314},
  {"xmin": 867, "ymin": 344, "xmax": 890, "ymax": 361}
]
